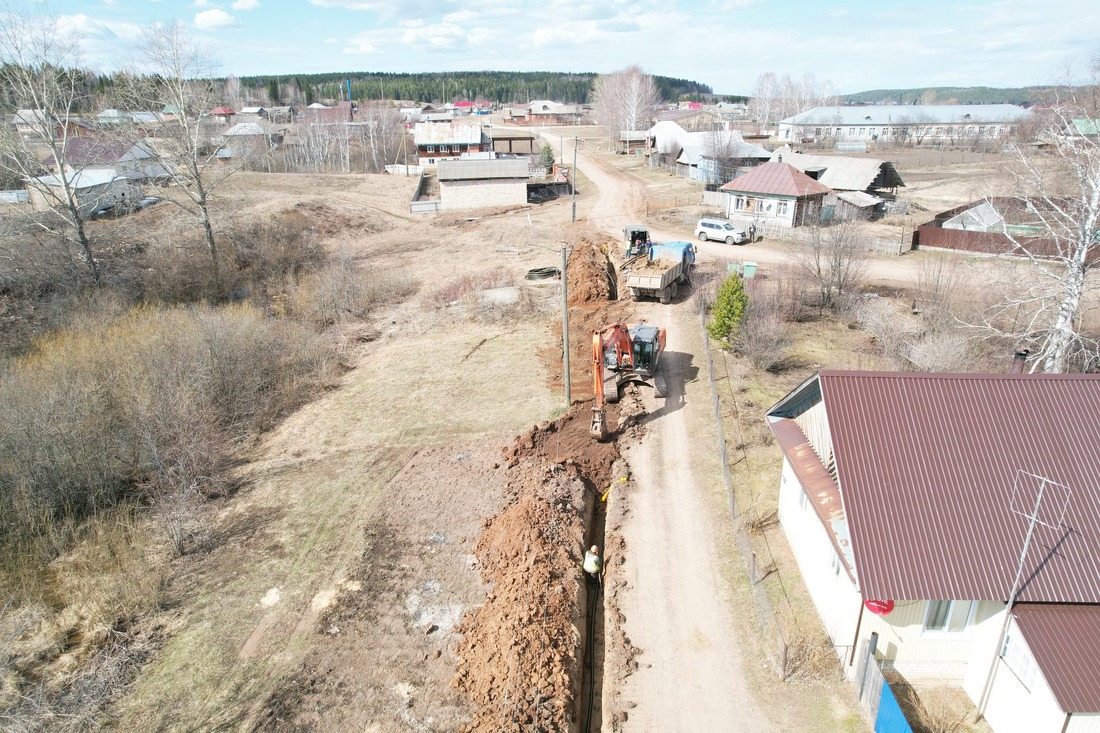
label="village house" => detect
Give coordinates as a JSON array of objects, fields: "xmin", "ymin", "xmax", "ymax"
[
  {"xmin": 42, "ymin": 137, "xmax": 169, "ymax": 181},
  {"xmin": 648, "ymin": 120, "xmax": 770, "ymax": 184},
  {"xmin": 719, "ymin": 160, "xmax": 830, "ymax": 227},
  {"xmin": 766, "ymin": 369, "xmax": 1100, "ymax": 733},
  {"xmin": 436, "ymin": 158, "xmax": 529, "ymax": 211},
  {"xmin": 766, "ymin": 146, "xmax": 906, "ymax": 219},
  {"xmin": 777, "ymin": 104, "xmax": 1032, "ymax": 145},
  {"xmin": 483, "ymin": 127, "xmax": 538, "ymax": 156},
  {"xmin": 523, "ymin": 100, "xmax": 580, "ymax": 125},
  {"xmin": 413, "ymin": 121, "xmax": 485, "ymax": 166},
  {"xmin": 26, "ymin": 169, "xmax": 141, "ymax": 219},
  {"xmin": 9, "ymin": 109, "xmax": 95, "ymax": 139}
]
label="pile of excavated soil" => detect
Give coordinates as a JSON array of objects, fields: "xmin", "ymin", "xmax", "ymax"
[{"xmin": 567, "ymin": 238, "xmax": 616, "ymax": 307}]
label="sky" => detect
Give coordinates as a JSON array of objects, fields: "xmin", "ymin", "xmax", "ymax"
[{"xmin": 32, "ymin": 0, "xmax": 1100, "ymax": 95}]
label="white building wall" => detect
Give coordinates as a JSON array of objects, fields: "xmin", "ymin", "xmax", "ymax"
[
  {"xmin": 859, "ymin": 599, "xmax": 1004, "ymax": 685},
  {"xmin": 777, "ymin": 459, "xmax": 861, "ymax": 661},
  {"xmin": 1067, "ymin": 715, "xmax": 1100, "ymax": 733},
  {"xmin": 439, "ymin": 178, "xmax": 527, "ymax": 211},
  {"xmin": 982, "ymin": 624, "xmax": 1066, "ymax": 733}
]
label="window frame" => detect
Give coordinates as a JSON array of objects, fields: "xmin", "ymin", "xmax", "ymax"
[{"xmin": 923, "ymin": 600, "xmax": 977, "ymax": 634}]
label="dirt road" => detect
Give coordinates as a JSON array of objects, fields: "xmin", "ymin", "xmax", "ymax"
[
  {"xmin": 613, "ymin": 301, "xmax": 772, "ymax": 730},
  {"xmin": 544, "ymin": 131, "xmax": 775, "ymax": 729}
]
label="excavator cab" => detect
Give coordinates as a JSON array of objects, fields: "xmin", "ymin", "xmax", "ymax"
[{"xmin": 629, "ymin": 324, "xmax": 663, "ymax": 375}]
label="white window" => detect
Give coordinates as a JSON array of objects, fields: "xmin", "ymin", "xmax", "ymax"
[
  {"xmin": 426, "ymin": 145, "xmax": 435, "ymax": 153},
  {"xmin": 923, "ymin": 600, "xmax": 976, "ymax": 633},
  {"xmin": 776, "ymin": 201, "xmax": 789, "ymax": 216},
  {"xmin": 1001, "ymin": 633, "xmax": 1039, "ymax": 689},
  {"xmin": 798, "ymin": 488, "xmax": 809, "ymax": 512},
  {"xmin": 829, "ymin": 551, "xmax": 843, "ymax": 577}
]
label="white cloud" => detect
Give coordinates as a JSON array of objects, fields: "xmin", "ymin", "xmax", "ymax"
[
  {"xmin": 343, "ymin": 33, "xmax": 378, "ymax": 54},
  {"xmin": 193, "ymin": 0, "xmax": 211, "ymax": 6},
  {"xmin": 232, "ymin": 0, "xmax": 261, "ymax": 9},
  {"xmin": 194, "ymin": 9, "xmax": 237, "ymax": 30},
  {"xmin": 399, "ymin": 22, "xmax": 496, "ymax": 50}
]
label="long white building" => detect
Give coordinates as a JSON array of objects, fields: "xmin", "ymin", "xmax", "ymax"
[{"xmin": 777, "ymin": 104, "xmax": 1032, "ymax": 144}]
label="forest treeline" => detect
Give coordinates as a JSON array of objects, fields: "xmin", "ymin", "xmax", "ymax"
[
  {"xmin": 841, "ymin": 86, "xmax": 1057, "ymax": 106},
  {"xmin": 231, "ymin": 70, "xmax": 714, "ymax": 106}
]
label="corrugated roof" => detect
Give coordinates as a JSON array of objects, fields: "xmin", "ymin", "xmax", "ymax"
[
  {"xmin": 414, "ymin": 121, "xmax": 482, "ymax": 146},
  {"xmin": 836, "ymin": 191, "xmax": 882, "ymax": 208},
  {"xmin": 43, "ymin": 138, "xmax": 142, "ymax": 167},
  {"xmin": 769, "ymin": 146, "xmax": 905, "ymax": 191},
  {"xmin": 224, "ymin": 122, "xmax": 268, "ymax": 136},
  {"xmin": 719, "ymin": 161, "xmax": 832, "ymax": 197},
  {"xmin": 781, "ymin": 104, "xmax": 1032, "ymax": 126},
  {"xmin": 437, "ymin": 158, "xmax": 530, "ymax": 181},
  {"xmin": 779, "ymin": 371, "xmax": 1100, "ymax": 603},
  {"xmin": 1013, "ymin": 604, "xmax": 1100, "ymax": 713},
  {"xmin": 484, "ymin": 128, "xmax": 536, "ymax": 141},
  {"xmin": 31, "ymin": 169, "xmax": 124, "ymax": 188}
]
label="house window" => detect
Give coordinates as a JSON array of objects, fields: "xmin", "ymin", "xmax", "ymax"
[
  {"xmin": 426, "ymin": 145, "xmax": 435, "ymax": 153},
  {"xmin": 924, "ymin": 600, "xmax": 975, "ymax": 633},
  {"xmin": 798, "ymin": 489, "xmax": 809, "ymax": 512},
  {"xmin": 829, "ymin": 551, "xmax": 843, "ymax": 577},
  {"xmin": 776, "ymin": 201, "xmax": 789, "ymax": 216},
  {"xmin": 859, "ymin": 127, "xmax": 866, "ymax": 136},
  {"xmin": 1001, "ymin": 633, "xmax": 1039, "ymax": 689}
]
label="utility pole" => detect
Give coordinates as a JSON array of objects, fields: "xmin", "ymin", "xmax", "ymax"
[
  {"xmin": 571, "ymin": 137, "xmax": 578, "ymax": 222},
  {"xmin": 561, "ymin": 243, "xmax": 571, "ymax": 406}
]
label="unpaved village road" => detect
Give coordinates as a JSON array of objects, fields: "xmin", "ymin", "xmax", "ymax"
[{"xmin": 554, "ymin": 132, "xmax": 775, "ymax": 729}]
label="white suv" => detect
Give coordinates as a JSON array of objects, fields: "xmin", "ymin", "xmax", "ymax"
[{"xmin": 695, "ymin": 218, "xmax": 746, "ymax": 244}]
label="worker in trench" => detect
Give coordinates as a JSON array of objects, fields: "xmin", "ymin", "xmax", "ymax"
[{"xmin": 583, "ymin": 545, "xmax": 602, "ymax": 595}]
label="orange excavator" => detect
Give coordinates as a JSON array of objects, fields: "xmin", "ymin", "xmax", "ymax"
[{"xmin": 590, "ymin": 323, "xmax": 668, "ymax": 440}]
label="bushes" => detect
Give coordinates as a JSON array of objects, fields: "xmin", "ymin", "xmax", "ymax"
[{"xmin": 0, "ymin": 303, "xmax": 338, "ymax": 566}]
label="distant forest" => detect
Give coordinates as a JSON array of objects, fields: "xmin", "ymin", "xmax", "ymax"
[
  {"xmin": 841, "ymin": 86, "xmax": 1059, "ymax": 106},
  {"xmin": 230, "ymin": 71, "xmax": 713, "ymax": 106}
]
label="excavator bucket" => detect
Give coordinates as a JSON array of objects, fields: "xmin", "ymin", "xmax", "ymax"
[{"xmin": 590, "ymin": 407, "xmax": 609, "ymax": 441}]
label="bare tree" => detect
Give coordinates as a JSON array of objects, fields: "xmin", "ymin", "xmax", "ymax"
[
  {"xmin": 358, "ymin": 102, "xmax": 404, "ymax": 173},
  {"xmin": 592, "ymin": 66, "xmax": 660, "ymax": 141},
  {"xmin": 0, "ymin": 4, "xmax": 101, "ymax": 282},
  {"xmin": 975, "ymin": 96, "xmax": 1100, "ymax": 372},
  {"xmin": 703, "ymin": 129, "xmax": 749, "ymax": 185},
  {"xmin": 788, "ymin": 219, "xmax": 870, "ymax": 313},
  {"xmin": 748, "ymin": 72, "xmax": 778, "ymax": 134},
  {"xmin": 132, "ymin": 22, "xmax": 234, "ymax": 290}
]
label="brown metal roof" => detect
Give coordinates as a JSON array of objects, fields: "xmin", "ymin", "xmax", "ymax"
[
  {"xmin": 1013, "ymin": 604, "xmax": 1100, "ymax": 712},
  {"xmin": 770, "ymin": 418, "xmax": 855, "ymax": 581},
  {"xmin": 816, "ymin": 371, "xmax": 1100, "ymax": 603},
  {"xmin": 719, "ymin": 161, "xmax": 832, "ymax": 198}
]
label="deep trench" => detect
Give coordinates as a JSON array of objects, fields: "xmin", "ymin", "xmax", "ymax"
[{"xmin": 579, "ymin": 475, "xmax": 608, "ymax": 733}]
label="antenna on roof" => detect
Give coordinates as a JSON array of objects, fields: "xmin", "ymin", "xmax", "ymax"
[{"xmin": 978, "ymin": 470, "xmax": 1072, "ymax": 717}]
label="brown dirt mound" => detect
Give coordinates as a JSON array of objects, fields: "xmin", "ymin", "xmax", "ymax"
[
  {"xmin": 567, "ymin": 238, "xmax": 616, "ymax": 307},
  {"xmin": 453, "ymin": 405, "xmax": 624, "ymax": 732},
  {"xmin": 291, "ymin": 200, "xmax": 393, "ymax": 236}
]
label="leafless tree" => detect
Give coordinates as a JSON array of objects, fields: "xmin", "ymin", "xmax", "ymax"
[
  {"xmin": 974, "ymin": 95, "xmax": 1100, "ymax": 372},
  {"xmin": 0, "ymin": 4, "xmax": 101, "ymax": 282},
  {"xmin": 592, "ymin": 65, "xmax": 660, "ymax": 141},
  {"xmin": 358, "ymin": 103, "xmax": 404, "ymax": 173},
  {"xmin": 788, "ymin": 219, "xmax": 870, "ymax": 313},
  {"xmin": 748, "ymin": 72, "xmax": 778, "ymax": 134},
  {"xmin": 131, "ymin": 22, "xmax": 236, "ymax": 291}
]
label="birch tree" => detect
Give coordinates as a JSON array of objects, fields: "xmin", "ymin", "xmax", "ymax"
[
  {"xmin": 592, "ymin": 66, "xmax": 660, "ymax": 139},
  {"xmin": 132, "ymin": 22, "xmax": 234, "ymax": 290},
  {"xmin": 977, "ymin": 98, "xmax": 1100, "ymax": 372},
  {"xmin": 0, "ymin": 4, "xmax": 100, "ymax": 282},
  {"xmin": 748, "ymin": 72, "xmax": 778, "ymax": 134}
]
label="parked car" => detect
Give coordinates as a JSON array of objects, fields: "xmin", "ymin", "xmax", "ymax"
[{"xmin": 694, "ymin": 218, "xmax": 745, "ymax": 245}]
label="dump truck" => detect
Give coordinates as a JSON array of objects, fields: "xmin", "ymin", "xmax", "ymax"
[{"xmin": 624, "ymin": 241, "xmax": 696, "ymax": 304}]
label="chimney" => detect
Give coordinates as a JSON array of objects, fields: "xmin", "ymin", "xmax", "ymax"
[
  {"xmin": 1010, "ymin": 348, "xmax": 1030, "ymax": 374},
  {"xmin": 777, "ymin": 153, "xmax": 783, "ymax": 163}
]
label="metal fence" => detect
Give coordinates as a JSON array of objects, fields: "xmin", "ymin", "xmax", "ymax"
[
  {"xmin": 854, "ymin": 636, "xmax": 915, "ymax": 733},
  {"xmin": 699, "ymin": 300, "xmax": 793, "ymax": 679}
]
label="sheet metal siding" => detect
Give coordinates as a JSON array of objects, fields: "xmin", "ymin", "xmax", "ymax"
[
  {"xmin": 821, "ymin": 372, "xmax": 1100, "ymax": 604},
  {"xmin": 1014, "ymin": 604, "xmax": 1100, "ymax": 713}
]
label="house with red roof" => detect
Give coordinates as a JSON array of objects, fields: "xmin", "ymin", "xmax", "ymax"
[
  {"xmin": 766, "ymin": 367, "xmax": 1100, "ymax": 733},
  {"xmin": 718, "ymin": 160, "xmax": 831, "ymax": 227}
]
